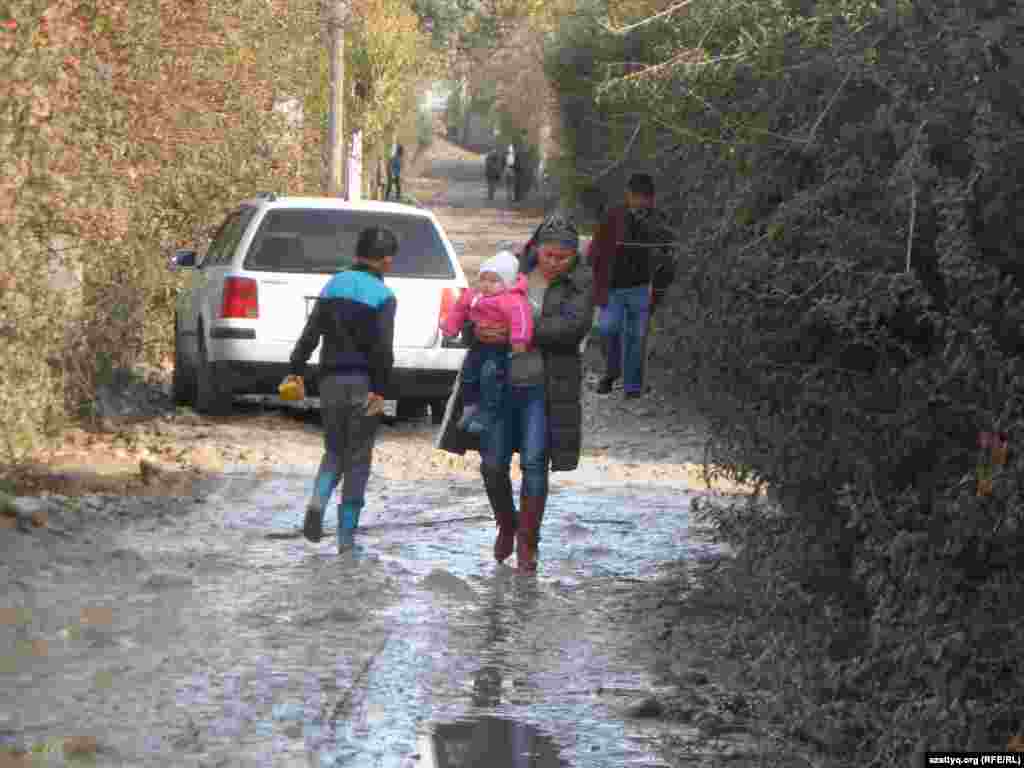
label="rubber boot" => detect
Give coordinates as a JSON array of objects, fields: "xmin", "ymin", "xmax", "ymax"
[
  {"xmin": 303, "ymin": 502, "xmax": 324, "ymax": 543},
  {"xmin": 482, "ymin": 468, "xmax": 517, "ymax": 563},
  {"xmin": 516, "ymin": 494, "xmax": 547, "ymax": 574},
  {"xmin": 304, "ymin": 458, "xmax": 340, "ymax": 542},
  {"xmin": 337, "ymin": 499, "xmax": 363, "ymax": 553}
]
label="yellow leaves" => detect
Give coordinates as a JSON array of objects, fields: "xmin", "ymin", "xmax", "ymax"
[
  {"xmin": 606, "ymin": 0, "xmax": 668, "ymax": 28},
  {"xmin": 0, "ymin": 0, "xmax": 371, "ymax": 453},
  {"xmin": 342, "ymin": 0, "xmax": 434, "ymax": 145},
  {"xmin": 27, "ymin": 86, "xmax": 52, "ymax": 126}
]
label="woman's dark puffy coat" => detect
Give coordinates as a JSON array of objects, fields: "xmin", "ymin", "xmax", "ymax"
[{"xmin": 435, "ymin": 248, "xmax": 593, "ymax": 472}]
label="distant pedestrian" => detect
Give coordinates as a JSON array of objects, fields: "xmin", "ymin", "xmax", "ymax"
[
  {"xmin": 588, "ymin": 173, "xmax": 675, "ymax": 399},
  {"xmin": 484, "ymin": 150, "xmax": 503, "ymax": 201},
  {"xmin": 385, "ymin": 144, "xmax": 404, "ymax": 201},
  {"xmin": 512, "ymin": 146, "xmax": 525, "ymax": 202},
  {"xmin": 504, "ymin": 144, "xmax": 516, "ymax": 203},
  {"xmin": 285, "ymin": 227, "xmax": 398, "ymax": 552}
]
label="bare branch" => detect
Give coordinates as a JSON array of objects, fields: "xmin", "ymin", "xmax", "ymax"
[
  {"xmin": 905, "ymin": 120, "xmax": 929, "ymax": 274},
  {"xmin": 804, "ymin": 68, "xmax": 853, "ymax": 145},
  {"xmin": 598, "ymin": 50, "xmax": 744, "ymax": 95},
  {"xmin": 785, "ymin": 263, "xmax": 845, "ymax": 304},
  {"xmin": 905, "ymin": 182, "xmax": 918, "ymax": 275},
  {"xmin": 601, "ymin": 0, "xmax": 697, "ymax": 35},
  {"xmin": 587, "ymin": 121, "xmax": 643, "ymax": 182}
]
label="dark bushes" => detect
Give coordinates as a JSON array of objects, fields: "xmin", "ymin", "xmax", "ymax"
[{"xmin": 550, "ymin": 0, "xmax": 1024, "ymax": 760}]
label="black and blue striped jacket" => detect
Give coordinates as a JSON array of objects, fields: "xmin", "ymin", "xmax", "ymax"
[{"xmin": 289, "ymin": 264, "xmax": 397, "ymax": 394}]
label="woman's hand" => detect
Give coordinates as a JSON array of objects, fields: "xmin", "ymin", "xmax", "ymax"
[{"xmin": 475, "ymin": 323, "xmax": 510, "ymax": 344}]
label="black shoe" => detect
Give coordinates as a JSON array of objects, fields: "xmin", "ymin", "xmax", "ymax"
[
  {"xmin": 624, "ymin": 391, "xmax": 642, "ymax": 400},
  {"xmin": 303, "ymin": 505, "xmax": 323, "ymax": 543},
  {"xmin": 596, "ymin": 376, "xmax": 617, "ymax": 394}
]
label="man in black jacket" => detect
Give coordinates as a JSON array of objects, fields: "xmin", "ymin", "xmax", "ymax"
[
  {"xmin": 288, "ymin": 227, "xmax": 398, "ymax": 552},
  {"xmin": 589, "ymin": 173, "xmax": 675, "ymax": 398}
]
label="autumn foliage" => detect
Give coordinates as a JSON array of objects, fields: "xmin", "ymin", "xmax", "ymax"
[{"xmin": 1, "ymin": 0, "xmax": 434, "ymax": 456}]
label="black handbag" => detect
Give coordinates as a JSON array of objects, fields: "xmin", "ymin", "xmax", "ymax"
[{"xmin": 508, "ymin": 350, "xmax": 544, "ymax": 387}]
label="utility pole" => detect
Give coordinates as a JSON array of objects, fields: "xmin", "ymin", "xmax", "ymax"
[{"xmin": 326, "ymin": 0, "xmax": 348, "ymax": 198}]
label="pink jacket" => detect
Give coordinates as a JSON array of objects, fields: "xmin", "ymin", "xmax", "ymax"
[{"xmin": 441, "ymin": 274, "xmax": 533, "ymax": 346}]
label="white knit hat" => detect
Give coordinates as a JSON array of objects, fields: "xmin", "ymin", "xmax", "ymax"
[{"xmin": 479, "ymin": 250, "xmax": 520, "ymax": 289}]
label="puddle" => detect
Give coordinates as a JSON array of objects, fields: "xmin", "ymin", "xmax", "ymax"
[{"xmin": 419, "ymin": 716, "xmax": 566, "ymax": 767}]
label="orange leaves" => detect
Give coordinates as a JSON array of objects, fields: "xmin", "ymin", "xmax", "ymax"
[
  {"xmin": 27, "ymin": 87, "xmax": 53, "ymax": 126},
  {"xmin": 37, "ymin": 0, "xmax": 85, "ymax": 49},
  {"xmin": 3, "ymin": 0, "xmax": 327, "ymax": 454}
]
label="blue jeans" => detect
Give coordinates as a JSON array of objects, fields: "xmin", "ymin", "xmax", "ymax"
[
  {"xmin": 599, "ymin": 285, "xmax": 650, "ymax": 394},
  {"xmin": 461, "ymin": 344, "xmax": 509, "ymax": 420},
  {"xmin": 479, "ymin": 382, "xmax": 548, "ymax": 499}
]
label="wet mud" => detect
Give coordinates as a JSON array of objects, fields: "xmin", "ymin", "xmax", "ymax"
[{"xmin": 2, "ymin": 472, "xmax": 723, "ymax": 767}]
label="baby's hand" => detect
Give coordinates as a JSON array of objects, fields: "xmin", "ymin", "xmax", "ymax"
[{"xmin": 511, "ymin": 343, "xmax": 528, "ymax": 354}]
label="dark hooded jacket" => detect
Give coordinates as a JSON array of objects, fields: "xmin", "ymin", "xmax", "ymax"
[{"xmin": 435, "ymin": 245, "xmax": 593, "ymax": 472}]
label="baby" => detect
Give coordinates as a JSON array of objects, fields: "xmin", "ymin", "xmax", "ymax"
[{"xmin": 441, "ymin": 250, "xmax": 533, "ymax": 434}]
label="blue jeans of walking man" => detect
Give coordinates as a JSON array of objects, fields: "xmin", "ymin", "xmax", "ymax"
[
  {"xmin": 598, "ymin": 284, "xmax": 650, "ymax": 395},
  {"xmin": 306, "ymin": 373, "xmax": 380, "ymax": 550}
]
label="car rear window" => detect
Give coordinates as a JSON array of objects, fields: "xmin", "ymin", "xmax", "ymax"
[{"xmin": 243, "ymin": 209, "xmax": 455, "ymax": 278}]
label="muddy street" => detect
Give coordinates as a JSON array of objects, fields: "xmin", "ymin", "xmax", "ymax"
[
  {"xmin": 4, "ymin": 474, "xmax": 722, "ymax": 767},
  {"xmin": 1, "ymin": 140, "xmax": 753, "ymax": 767}
]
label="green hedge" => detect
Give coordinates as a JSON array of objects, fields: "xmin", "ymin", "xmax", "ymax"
[{"xmin": 549, "ymin": 0, "xmax": 1024, "ymax": 758}]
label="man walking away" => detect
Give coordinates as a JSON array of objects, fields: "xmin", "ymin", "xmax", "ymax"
[
  {"xmin": 288, "ymin": 227, "xmax": 398, "ymax": 552},
  {"xmin": 485, "ymin": 150, "xmax": 503, "ymax": 201},
  {"xmin": 588, "ymin": 173, "xmax": 675, "ymax": 399},
  {"xmin": 504, "ymin": 144, "xmax": 516, "ymax": 203},
  {"xmin": 385, "ymin": 144, "xmax": 404, "ymax": 201},
  {"xmin": 512, "ymin": 145, "xmax": 525, "ymax": 202}
]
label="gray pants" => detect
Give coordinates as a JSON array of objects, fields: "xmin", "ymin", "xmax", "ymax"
[{"xmin": 309, "ymin": 373, "xmax": 380, "ymax": 514}]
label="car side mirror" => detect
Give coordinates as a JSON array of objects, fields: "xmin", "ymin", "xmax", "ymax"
[{"xmin": 170, "ymin": 249, "xmax": 197, "ymax": 270}]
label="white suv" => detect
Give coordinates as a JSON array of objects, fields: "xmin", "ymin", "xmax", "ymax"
[{"xmin": 170, "ymin": 194, "xmax": 469, "ymax": 421}]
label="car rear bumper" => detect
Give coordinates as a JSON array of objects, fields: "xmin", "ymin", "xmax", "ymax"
[
  {"xmin": 217, "ymin": 362, "xmax": 460, "ymax": 400},
  {"xmin": 209, "ymin": 340, "xmax": 466, "ymax": 400}
]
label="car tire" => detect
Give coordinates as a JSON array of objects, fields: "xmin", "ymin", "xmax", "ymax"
[
  {"xmin": 395, "ymin": 399, "xmax": 427, "ymax": 422},
  {"xmin": 429, "ymin": 399, "xmax": 446, "ymax": 425},
  {"xmin": 194, "ymin": 329, "xmax": 232, "ymax": 416},
  {"xmin": 171, "ymin": 316, "xmax": 194, "ymax": 406}
]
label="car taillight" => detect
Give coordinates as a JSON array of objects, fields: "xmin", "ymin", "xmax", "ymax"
[
  {"xmin": 439, "ymin": 286, "xmax": 462, "ymax": 330},
  {"xmin": 221, "ymin": 277, "xmax": 259, "ymax": 319}
]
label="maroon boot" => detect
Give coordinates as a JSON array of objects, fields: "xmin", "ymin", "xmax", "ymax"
[
  {"xmin": 516, "ymin": 494, "xmax": 547, "ymax": 574},
  {"xmin": 494, "ymin": 511, "xmax": 517, "ymax": 564}
]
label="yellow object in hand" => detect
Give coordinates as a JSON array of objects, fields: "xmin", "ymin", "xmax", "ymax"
[{"xmin": 278, "ymin": 375, "xmax": 304, "ymax": 401}]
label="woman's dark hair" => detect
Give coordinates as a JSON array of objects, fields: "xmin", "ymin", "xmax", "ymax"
[
  {"xmin": 355, "ymin": 227, "xmax": 398, "ymax": 261},
  {"xmin": 627, "ymin": 173, "xmax": 655, "ymax": 198}
]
